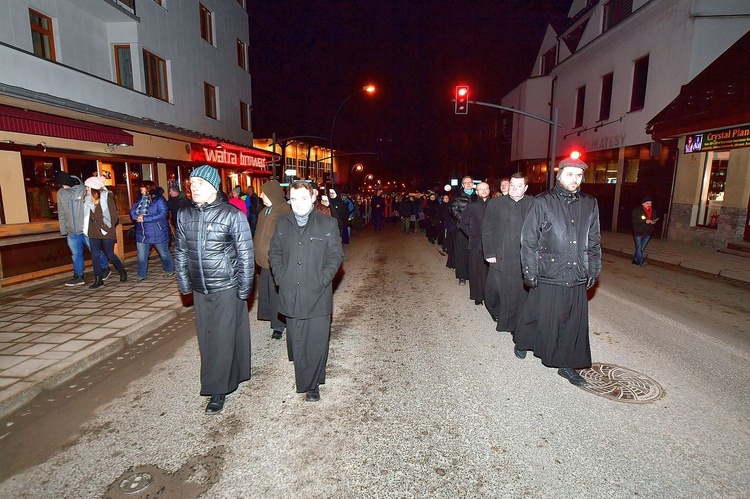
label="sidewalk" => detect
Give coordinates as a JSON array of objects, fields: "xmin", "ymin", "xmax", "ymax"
[{"xmin": 0, "ymin": 233, "xmax": 748, "ymax": 419}]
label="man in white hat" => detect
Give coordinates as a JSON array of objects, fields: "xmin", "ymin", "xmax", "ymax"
[{"xmin": 513, "ymin": 156, "xmax": 601, "ymax": 387}]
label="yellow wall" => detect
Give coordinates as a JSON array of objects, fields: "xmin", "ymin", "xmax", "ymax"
[
  {"xmin": 724, "ymin": 147, "xmax": 750, "ymax": 209},
  {"xmin": 0, "ymin": 150, "xmax": 28, "ymax": 223}
]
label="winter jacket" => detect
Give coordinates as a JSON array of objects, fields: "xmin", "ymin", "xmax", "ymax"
[
  {"xmin": 328, "ymin": 195, "xmax": 348, "ymax": 230},
  {"xmin": 129, "ymin": 191, "xmax": 171, "ymax": 244},
  {"xmin": 57, "ymin": 176, "xmax": 86, "ymax": 236},
  {"xmin": 521, "ymin": 184, "xmax": 601, "ymax": 287},
  {"xmin": 458, "ymin": 198, "xmax": 489, "ymax": 250},
  {"xmin": 167, "ymin": 192, "xmax": 191, "ymax": 228},
  {"xmin": 631, "ymin": 206, "xmax": 659, "ymax": 237},
  {"xmin": 86, "ymin": 193, "xmax": 119, "ymax": 241},
  {"xmin": 174, "ymin": 196, "xmax": 254, "ymax": 299},
  {"xmin": 253, "ymin": 181, "xmax": 291, "ymax": 269},
  {"xmin": 450, "ymin": 190, "xmax": 477, "ymax": 222}
]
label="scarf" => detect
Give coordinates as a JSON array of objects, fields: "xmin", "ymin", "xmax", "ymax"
[
  {"xmin": 294, "ymin": 206, "xmax": 314, "ymax": 227},
  {"xmin": 136, "ymin": 194, "xmax": 150, "ymax": 216},
  {"xmin": 84, "ymin": 189, "xmax": 112, "ymax": 230},
  {"xmin": 644, "ymin": 206, "xmax": 653, "ymax": 219}
]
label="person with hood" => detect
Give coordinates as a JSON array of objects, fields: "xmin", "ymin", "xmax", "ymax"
[
  {"xmin": 254, "ymin": 180, "xmax": 292, "ymax": 340},
  {"xmin": 83, "ymin": 176, "xmax": 127, "ymax": 289},
  {"xmin": 175, "ymin": 165, "xmax": 254, "ymax": 415},
  {"xmin": 327, "ymin": 188, "xmax": 349, "ymax": 244},
  {"xmin": 55, "ymin": 171, "xmax": 111, "ymax": 286},
  {"xmin": 269, "ymin": 180, "xmax": 344, "ymax": 402},
  {"xmin": 129, "ymin": 181, "xmax": 175, "ymax": 282}
]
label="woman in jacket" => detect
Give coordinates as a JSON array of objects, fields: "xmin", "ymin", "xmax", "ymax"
[
  {"xmin": 84, "ymin": 176, "xmax": 127, "ymax": 289},
  {"xmin": 129, "ymin": 181, "xmax": 174, "ymax": 282}
]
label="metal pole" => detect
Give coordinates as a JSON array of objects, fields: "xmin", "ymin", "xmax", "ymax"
[{"xmin": 549, "ymin": 107, "xmax": 558, "ymax": 190}]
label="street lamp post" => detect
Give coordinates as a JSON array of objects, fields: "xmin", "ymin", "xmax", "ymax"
[{"xmin": 330, "ymin": 85, "xmax": 375, "ymax": 189}]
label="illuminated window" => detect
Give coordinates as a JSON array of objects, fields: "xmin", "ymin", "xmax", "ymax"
[
  {"xmin": 630, "ymin": 55, "xmax": 649, "ymax": 111},
  {"xmin": 204, "ymin": 82, "xmax": 217, "ymax": 119},
  {"xmin": 114, "ymin": 45, "xmax": 134, "ymax": 89},
  {"xmin": 29, "ymin": 9, "xmax": 56, "ymax": 61},
  {"xmin": 143, "ymin": 50, "xmax": 169, "ymax": 101},
  {"xmin": 575, "ymin": 85, "xmax": 586, "ymax": 128},
  {"xmin": 237, "ymin": 39, "xmax": 247, "ymax": 70},
  {"xmin": 599, "ymin": 72, "xmax": 613, "ymax": 121},
  {"xmin": 696, "ymin": 151, "xmax": 729, "ymax": 229},
  {"xmin": 240, "ymin": 101, "xmax": 249, "ymax": 130},
  {"xmin": 199, "ymin": 4, "xmax": 213, "ymax": 45}
]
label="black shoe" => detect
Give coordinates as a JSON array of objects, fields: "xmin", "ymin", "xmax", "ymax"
[
  {"xmin": 102, "ymin": 268, "xmax": 112, "ymax": 281},
  {"xmin": 305, "ymin": 387, "xmax": 320, "ymax": 402},
  {"xmin": 639, "ymin": 261, "xmax": 648, "ymax": 267},
  {"xmin": 65, "ymin": 273, "xmax": 85, "ymax": 286},
  {"xmin": 89, "ymin": 276, "xmax": 104, "ymax": 289},
  {"xmin": 631, "ymin": 260, "xmax": 639, "ymax": 265},
  {"xmin": 558, "ymin": 367, "xmax": 586, "ymax": 386},
  {"xmin": 271, "ymin": 330, "xmax": 283, "ymax": 340},
  {"xmin": 491, "ymin": 315, "xmax": 498, "ymax": 322},
  {"xmin": 474, "ymin": 300, "xmax": 483, "ymax": 305},
  {"xmin": 119, "ymin": 269, "xmax": 128, "ymax": 283},
  {"xmin": 458, "ymin": 279, "xmax": 466, "ymax": 285},
  {"xmin": 514, "ymin": 346, "xmax": 527, "ymax": 359},
  {"xmin": 205, "ymin": 394, "xmax": 226, "ymax": 415}
]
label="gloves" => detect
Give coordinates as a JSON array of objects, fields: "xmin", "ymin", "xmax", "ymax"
[
  {"xmin": 586, "ymin": 277, "xmax": 597, "ymax": 290},
  {"xmin": 523, "ymin": 276, "xmax": 538, "ymax": 289}
]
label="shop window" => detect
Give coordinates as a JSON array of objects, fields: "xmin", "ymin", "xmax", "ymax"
[
  {"xmin": 143, "ymin": 49, "xmax": 169, "ymax": 102},
  {"xmin": 99, "ymin": 162, "xmax": 130, "ymax": 215},
  {"xmin": 240, "ymin": 101, "xmax": 250, "ymax": 130},
  {"xmin": 22, "ymin": 156, "xmax": 61, "ymax": 221},
  {"xmin": 200, "ymin": 4, "xmax": 214, "ymax": 45},
  {"xmin": 599, "ymin": 72, "xmax": 613, "ymax": 121},
  {"xmin": 574, "ymin": 85, "xmax": 586, "ymax": 128},
  {"xmin": 204, "ymin": 82, "xmax": 217, "ymax": 119},
  {"xmin": 29, "ymin": 9, "xmax": 56, "ymax": 61},
  {"xmin": 630, "ymin": 55, "xmax": 649, "ymax": 112},
  {"xmin": 114, "ymin": 45, "xmax": 134, "ymax": 89},
  {"xmin": 623, "ymin": 159, "xmax": 639, "ymax": 182},
  {"xmin": 128, "ymin": 163, "xmax": 154, "ymax": 206},
  {"xmin": 696, "ymin": 152, "xmax": 729, "ymax": 229}
]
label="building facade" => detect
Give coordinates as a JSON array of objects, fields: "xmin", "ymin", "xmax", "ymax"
[
  {"xmin": 0, "ymin": 0, "xmax": 273, "ymax": 287},
  {"xmin": 502, "ymin": 0, "xmax": 750, "ymax": 238}
]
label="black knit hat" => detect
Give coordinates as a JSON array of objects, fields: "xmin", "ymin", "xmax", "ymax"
[
  {"xmin": 642, "ymin": 196, "xmax": 653, "ymax": 203},
  {"xmin": 55, "ymin": 171, "xmax": 78, "ymax": 187}
]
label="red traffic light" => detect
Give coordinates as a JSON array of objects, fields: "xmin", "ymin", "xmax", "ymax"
[{"xmin": 455, "ymin": 85, "xmax": 469, "ymax": 114}]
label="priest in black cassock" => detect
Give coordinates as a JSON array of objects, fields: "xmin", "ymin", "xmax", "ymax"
[
  {"xmin": 482, "ymin": 173, "xmax": 534, "ymax": 332},
  {"xmin": 458, "ymin": 182, "xmax": 491, "ymax": 305}
]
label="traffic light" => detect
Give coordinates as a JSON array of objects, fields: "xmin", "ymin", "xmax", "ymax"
[{"xmin": 455, "ymin": 85, "xmax": 469, "ymax": 114}]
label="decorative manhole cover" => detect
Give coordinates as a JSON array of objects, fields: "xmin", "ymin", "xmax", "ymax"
[
  {"xmin": 577, "ymin": 363, "xmax": 665, "ymax": 403},
  {"xmin": 118, "ymin": 472, "xmax": 154, "ymax": 494}
]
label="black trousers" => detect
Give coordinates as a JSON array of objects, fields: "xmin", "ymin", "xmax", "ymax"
[
  {"xmin": 467, "ymin": 248, "xmax": 488, "ymax": 301},
  {"xmin": 454, "ymin": 231, "xmax": 470, "ymax": 280},
  {"xmin": 257, "ymin": 267, "xmax": 285, "ymax": 332},
  {"xmin": 89, "ymin": 238, "xmax": 124, "ymax": 277},
  {"xmin": 286, "ymin": 315, "xmax": 331, "ymax": 393}
]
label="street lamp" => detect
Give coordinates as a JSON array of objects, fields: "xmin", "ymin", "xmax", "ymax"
[
  {"xmin": 349, "ymin": 163, "xmax": 364, "ymax": 193},
  {"xmin": 330, "ymin": 85, "xmax": 376, "ymax": 188}
]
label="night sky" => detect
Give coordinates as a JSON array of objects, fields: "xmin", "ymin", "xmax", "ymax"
[{"xmin": 248, "ymin": 1, "xmax": 569, "ymax": 186}]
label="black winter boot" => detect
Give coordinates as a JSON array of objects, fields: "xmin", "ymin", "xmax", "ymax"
[
  {"xmin": 89, "ymin": 276, "xmax": 104, "ymax": 289},
  {"xmin": 119, "ymin": 268, "xmax": 128, "ymax": 283}
]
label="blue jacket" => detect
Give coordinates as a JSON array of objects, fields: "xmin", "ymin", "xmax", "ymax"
[{"xmin": 129, "ymin": 194, "xmax": 171, "ymax": 244}]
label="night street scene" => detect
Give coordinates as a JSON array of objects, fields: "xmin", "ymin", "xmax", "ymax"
[{"xmin": 0, "ymin": 0, "xmax": 749, "ymax": 497}]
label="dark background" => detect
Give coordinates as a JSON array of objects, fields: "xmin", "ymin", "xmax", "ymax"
[{"xmin": 248, "ymin": 1, "xmax": 569, "ymax": 188}]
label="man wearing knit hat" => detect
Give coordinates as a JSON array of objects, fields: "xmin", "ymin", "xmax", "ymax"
[
  {"xmin": 174, "ymin": 165, "xmax": 254, "ymax": 415},
  {"xmin": 631, "ymin": 196, "xmax": 659, "ymax": 266},
  {"xmin": 513, "ymin": 155, "xmax": 601, "ymax": 387},
  {"xmin": 55, "ymin": 171, "xmax": 111, "ymax": 286}
]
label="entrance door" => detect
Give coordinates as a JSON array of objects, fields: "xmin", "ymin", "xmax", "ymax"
[{"xmin": 745, "ymin": 193, "xmax": 750, "ymax": 241}]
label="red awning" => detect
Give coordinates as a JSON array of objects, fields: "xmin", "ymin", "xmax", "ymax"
[{"xmin": 0, "ymin": 105, "xmax": 134, "ymax": 146}]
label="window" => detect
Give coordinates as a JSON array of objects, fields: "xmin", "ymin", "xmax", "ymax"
[
  {"xmin": 562, "ymin": 19, "xmax": 588, "ymax": 53},
  {"xmin": 22, "ymin": 156, "xmax": 61, "ymax": 221},
  {"xmin": 240, "ymin": 101, "xmax": 250, "ymax": 130},
  {"xmin": 237, "ymin": 39, "xmax": 247, "ymax": 70},
  {"xmin": 630, "ymin": 55, "xmax": 649, "ymax": 111},
  {"xmin": 199, "ymin": 4, "xmax": 213, "ymax": 45},
  {"xmin": 603, "ymin": 0, "xmax": 633, "ymax": 32},
  {"xmin": 29, "ymin": 9, "xmax": 56, "ymax": 61},
  {"xmin": 541, "ymin": 47, "xmax": 556, "ymax": 76},
  {"xmin": 236, "ymin": 0, "xmax": 245, "ymax": 7},
  {"xmin": 599, "ymin": 72, "xmax": 613, "ymax": 121},
  {"xmin": 114, "ymin": 45, "xmax": 134, "ymax": 89},
  {"xmin": 204, "ymin": 82, "xmax": 217, "ymax": 119},
  {"xmin": 696, "ymin": 151, "xmax": 729, "ymax": 228},
  {"xmin": 143, "ymin": 50, "xmax": 169, "ymax": 101},
  {"xmin": 153, "ymin": 0, "xmax": 163, "ymax": 5},
  {"xmin": 575, "ymin": 85, "xmax": 586, "ymax": 128}
]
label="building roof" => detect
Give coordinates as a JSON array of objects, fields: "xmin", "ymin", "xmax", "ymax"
[{"xmin": 646, "ymin": 29, "xmax": 750, "ymax": 139}]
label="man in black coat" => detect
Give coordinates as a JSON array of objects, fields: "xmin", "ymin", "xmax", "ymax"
[
  {"xmin": 514, "ymin": 157, "xmax": 601, "ymax": 387},
  {"xmin": 269, "ymin": 181, "xmax": 344, "ymax": 402},
  {"xmin": 371, "ymin": 189, "xmax": 385, "ymax": 232},
  {"xmin": 449, "ymin": 176, "xmax": 477, "ymax": 285},
  {"xmin": 458, "ymin": 182, "xmax": 491, "ymax": 305},
  {"xmin": 482, "ymin": 172, "xmax": 535, "ymax": 332}
]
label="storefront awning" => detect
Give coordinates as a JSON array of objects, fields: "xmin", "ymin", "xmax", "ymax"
[{"xmin": 0, "ymin": 105, "xmax": 134, "ymax": 146}]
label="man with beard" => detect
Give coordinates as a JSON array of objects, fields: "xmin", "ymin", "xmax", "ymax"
[
  {"xmin": 270, "ymin": 181, "xmax": 344, "ymax": 402},
  {"xmin": 450, "ymin": 176, "xmax": 477, "ymax": 285},
  {"xmin": 458, "ymin": 182, "xmax": 491, "ymax": 305},
  {"xmin": 513, "ymin": 156, "xmax": 601, "ymax": 387},
  {"xmin": 483, "ymin": 172, "xmax": 535, "ymax": 331}
]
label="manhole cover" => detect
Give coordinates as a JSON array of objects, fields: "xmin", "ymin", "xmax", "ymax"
[
  {"xmin": 577, "ymin": 363, "xmax": 665, "ymax": 403},
  {"xmin": 118, "ymin": 472, "xmax": 154, "ymax": 494}
]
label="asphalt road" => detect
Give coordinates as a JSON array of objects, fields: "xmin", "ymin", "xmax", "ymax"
[{"xmin": 0, "ymin": 224, "xmax": 748, "ymax": 497}]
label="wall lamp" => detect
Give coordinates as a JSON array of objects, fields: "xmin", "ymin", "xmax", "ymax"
[{"xmin": 563, "ymin": 116, "xmax": 623, "ymax": 140}]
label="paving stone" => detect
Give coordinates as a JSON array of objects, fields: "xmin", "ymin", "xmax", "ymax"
[
  {"xmin": 0, "ymin": 344, "xmax": 32, "ymax": 355},
  {"xmin": 2, "ymin": 323, "xmax": 32, "ymax": 332},
  {"xmin": 0, "ymin": 356, "xmax": 27, "ymax": 370},
  {"xmin": 15, "ymin": 343, "xmax": 57, "ymax": 356},
  {"xmin": 1, "ymin": 358, "xmax": 58, "ymax": 377},
  {"xmin": 76, "ymin": 328, "xmax": 119, "ymax": 340},
  {"xmin": 17, "ymin": 323, "xmax": 59, "ymax": 333},
  {"xmin": 51, "ymin": 340, "xmax": 94, "ymax": 353},
  {"xmin": 30, "ymin": 333, "xmax": 79, "ymax": 344},
  {"xmin": 0, "ymin": 332, "xmax": 30, "ymax": 342}
]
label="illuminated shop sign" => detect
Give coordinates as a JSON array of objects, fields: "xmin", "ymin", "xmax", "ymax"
[
  {"xmin": 685, "ymin": 124, "xmax": 750, "ymax": 153},
  {"xmin": 191, "ymin": 144, "xmax": 269, "ymax": 169}
]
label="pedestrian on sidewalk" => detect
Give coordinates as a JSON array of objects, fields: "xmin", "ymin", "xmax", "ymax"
[
  {"xmin": 129, "ymin": 181, "xmax": 175, "ymax": 282},
  {"xmin": 269, "ymin": 180, "xmax": 344, "ymax": 402},
  {"xmin": 83, "ymin": 176, "xmax": 127, "ymax": 289},
  {"xmin": 254, "ymin": 180, "xmax": 291, "ymax": 340},
  {"xmin": 175, "ymin": 165, "xmax": 254, "ymax": 415},
  {"xmin": 55, "ymin": 171, "xmax": 111, "ymax": 286},
  {"xmin": 631, "ymin": 196, "xmax": 659, "ymax": 266},
  {"xmin": 459, "ymin": 182, "xmax": 491, "ymax": 305},
  {"xmin": 513, "ymin": 156, "xmax": 601, "ymax": 387},
  {"xmin": 450, "ymin": 176, "xmax": 477, "ymax": 285}
]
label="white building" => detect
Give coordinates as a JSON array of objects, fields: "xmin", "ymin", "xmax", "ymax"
[
  {"xmin": 502, "ymin": 0, "xmax": 750, "ymax": 237},
  {"xmin": 0, "ymin": 0, "xmax": 273, "ymax": 287}
]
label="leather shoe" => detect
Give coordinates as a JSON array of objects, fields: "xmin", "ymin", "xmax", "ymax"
[
  {"xmin": 514, "ymin": 346, "xmax": 527, "ymax": 359},
  {"xmin": 205, "ymin": 394, "xmax": 226, "ymax": 415},
  {"xmin": 305, "ymin": 387, "xmax": 320, "ymax": 402},
  {"xmin": 474, "ymin": 300, "xmax": 483, "ymax": 305},
  {"xmin": 558, "ymin": 367, "xmax": 586, "ymax": 386},
  {"xmin": 491, "ymin": 315, "xmax": 498, "ymax": 322},
  {"xmin": 271, "ymin": 330, "xmax": 283, "ymax": 340},
  {"xmin": 458, "ymin": 279, "xmax": 466, "ymax": 285}
]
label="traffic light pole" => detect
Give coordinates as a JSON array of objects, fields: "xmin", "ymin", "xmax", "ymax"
[{"xmin": 466, "ymin": 100, "xmax": 561, "ymax": 190}]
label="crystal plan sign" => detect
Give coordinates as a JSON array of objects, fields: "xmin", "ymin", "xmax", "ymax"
[{"xmin": 685, "ymin": 124, "xmax": 750, "ymax": 153}]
